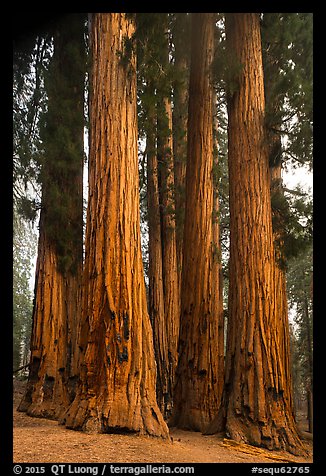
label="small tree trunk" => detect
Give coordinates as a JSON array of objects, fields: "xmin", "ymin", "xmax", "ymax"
[
  {"xmin": 62, "ymin": 13, "xmax": 169, "ymax": 438},
  {"xmin": 158, "ymin": 95, "xmax": 180, "ymax": 419},
  {"xmin": 147, "ymin": 98, "xmax": 169, "ymax": 417}
]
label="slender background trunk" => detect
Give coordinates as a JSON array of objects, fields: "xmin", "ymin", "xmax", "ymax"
[
  {"xmin": 157, "ymin": 94, "xmax": 180, "ymax": 419},
  {"xmin": 147, "ymin": 97, "xmax": 169, "ymax": 417}
]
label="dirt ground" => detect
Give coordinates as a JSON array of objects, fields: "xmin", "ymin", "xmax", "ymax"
[{"xmin": 13, "ymin": 379, "xmax": 313, "ymax": 464}]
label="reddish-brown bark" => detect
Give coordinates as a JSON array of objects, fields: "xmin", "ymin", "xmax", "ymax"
[
  {"xmin": 18, "ymin": 18, "xmax": 84, "ymax": 420},
  {"xmin": 62, "ymin": 13, "xmax": 169, "ymax": 438},
  {"xmin": 205, "ymin": 13, "xmax": 305, "ymax": 456},
  {"xmin": 171, "ymin": 13, "xmax": 223, "ymax": 432}
]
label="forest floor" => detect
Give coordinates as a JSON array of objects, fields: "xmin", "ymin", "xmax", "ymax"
[{"xmin": 13, "ymin": 379, "xmax": 313, "ymax": 464}]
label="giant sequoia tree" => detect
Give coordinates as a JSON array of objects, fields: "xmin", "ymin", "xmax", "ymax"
[
  {"xmin": 262, "ymin": 12, "xmax": 313, "ymax": 422},
  {"xmin": 171, "ymin": 13, "xmax": 224, "ymax": 432},
  {"xmin": 18, "ymin": 15, "xmax": 85, "ymax": 419},
  {"xmin": 206, "ymin": 13, "xmax": 305, "ymax": 455},
  {"xmin": 62, "ymin": 13, "xmax": 169, "ymax": 438},
  {"xmin": 14, "ymin": 11, "xmax": 312, "ymax": 458}
]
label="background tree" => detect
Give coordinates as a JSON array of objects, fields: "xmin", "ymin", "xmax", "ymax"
[
  {"xmin": 13, "ymin": 34, "xmax": 50, "ymax": 210},
  {"xmin": 18, "ymin": 14, "xmax": 85, "ymax": 419},
  {"xmin": 146, "ymin": 89, "xmax": 169, "ymax": 417},
  {"xmin": 13, "ymin": 19, "xmax": 49, "ymax": 378},
  {"xmin": 171, "ymin": 13, "xmax": 191, "ymax": 289},
  {"xmin": 262, "ymin": 12, "xmax": 312, "ymax": 267},
  {"xmin": 172, "ymin": 12, "xmax": 224, "ymax": 432},
  {"xmin": 62, "ymin": 13, "xmax": 169, "ymax": 438},
  {"xmin": 261, "ymin": 12, "xmax": 313, "ymax": 431},
  {"xmin": 287, "ymin": 244, "xmax": 313, "ymax": 432},
  {"xmin": 156, "ymin": 15, "xmax": 180, "ymax": 419},
  {"xmin": 136, "ymin": 13, "xmax": 180, "ymax": 419},
  {"xmin": 262, "ymin": 13, "xmax": 312, "ymax": 173},
  {"xmin": 206, "ymin": 13, "xmax": 305, "ymax": 456},
  {"xmin": 13, "ymin": 212, "xmax": 37, "ymax": 373}
]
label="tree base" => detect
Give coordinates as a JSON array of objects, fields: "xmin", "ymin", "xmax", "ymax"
[
  {"xmin": 60, "ymin": 390, "xmax": 170, "ymax": 439},
  {"xmin": 205, "ymin": 409, "xmax": 307, "ymax": 457},
  {"xmin": 17, "ymin": 379, "xmax": 72, "ymax": 421}
]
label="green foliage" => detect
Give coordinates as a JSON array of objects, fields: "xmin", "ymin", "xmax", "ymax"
[
  {"xmin": 271, "ymin": 183, "xmax": 312, "ymax": 269},
  {"xmin": 212, "ymin": 14, "xmax": 244, "ymax": 100},
  {"xmin": 13, "ymin": 15, "xmax": 87, "ymax": 276},
  {"xmin": 136, "ymin": 13, "xmax": 176, "ymax": 140},
  {"xmin": 13, "ymin": 35, "xmax": 51, "ymax": 207},
  {"xmin": 262, "ymin": 13, "xmax": 313, "ymax": 169},
  {"xmin": 16, "ymin": 196, "xmax": 40, "ymax": 222},
  {"xmin": 38, "ymin": 16, "xmax": 86, "ymax": 275},
  {"xmin": 135, "ymin": 13, "xmax": 182, "ymax": 244},
  {"xmin": 213, "ymin": 97, "xmax": 230, "ymax": 282}
]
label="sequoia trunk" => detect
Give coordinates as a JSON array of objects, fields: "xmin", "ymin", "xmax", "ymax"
[
  {"xmin": 205, "ymin": 13, "xmax": 305, "ymax": 456},
  {"xmin": 18, "ymin": 16, "xmax": 84, "ymax": 419},
  {"xmin": 62, "ymin": 13, "xmax": 169, "ymax": 438},
  {"xmin": 171, "ymin": 13, "xmax": 223, "ymax": 432}
]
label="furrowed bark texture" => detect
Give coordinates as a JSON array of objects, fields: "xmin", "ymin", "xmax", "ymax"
[
  {"xmin": 158, "ymin": 96, "xmax": 180, "ymax": 419},
  {"xmin": 171, "ymin": 13, "xmax": 223, "ymax": 432},
  {"xmin": 206, "ymin": 13, "xmax": 305, "ymax": 456},
  {"xmin": 18, "ymin": 219, "xmax": 82, "ymax": 419},
  {"xmin": 62, "ymin": 13, "xmax": 169, "ymax": 438},
  {"xmin": 270, "ymin": 162, "xmax": 295, "ymax": 415},
  {"xmin": 18, "ymin": 19, "xmax": 84, "ymax": 419}
]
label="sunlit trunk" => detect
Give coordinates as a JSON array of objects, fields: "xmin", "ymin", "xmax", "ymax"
[
  {"xmin": 206, "ymin": 13, "xmax": 305, "ymax": 456},
  {"xmin": 62, "ymin": 13, "xmax": 169, "ymax": 438},
  {"xmin": 172, "ymin": 13, "xmax": 223, "ymax": 432}
]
